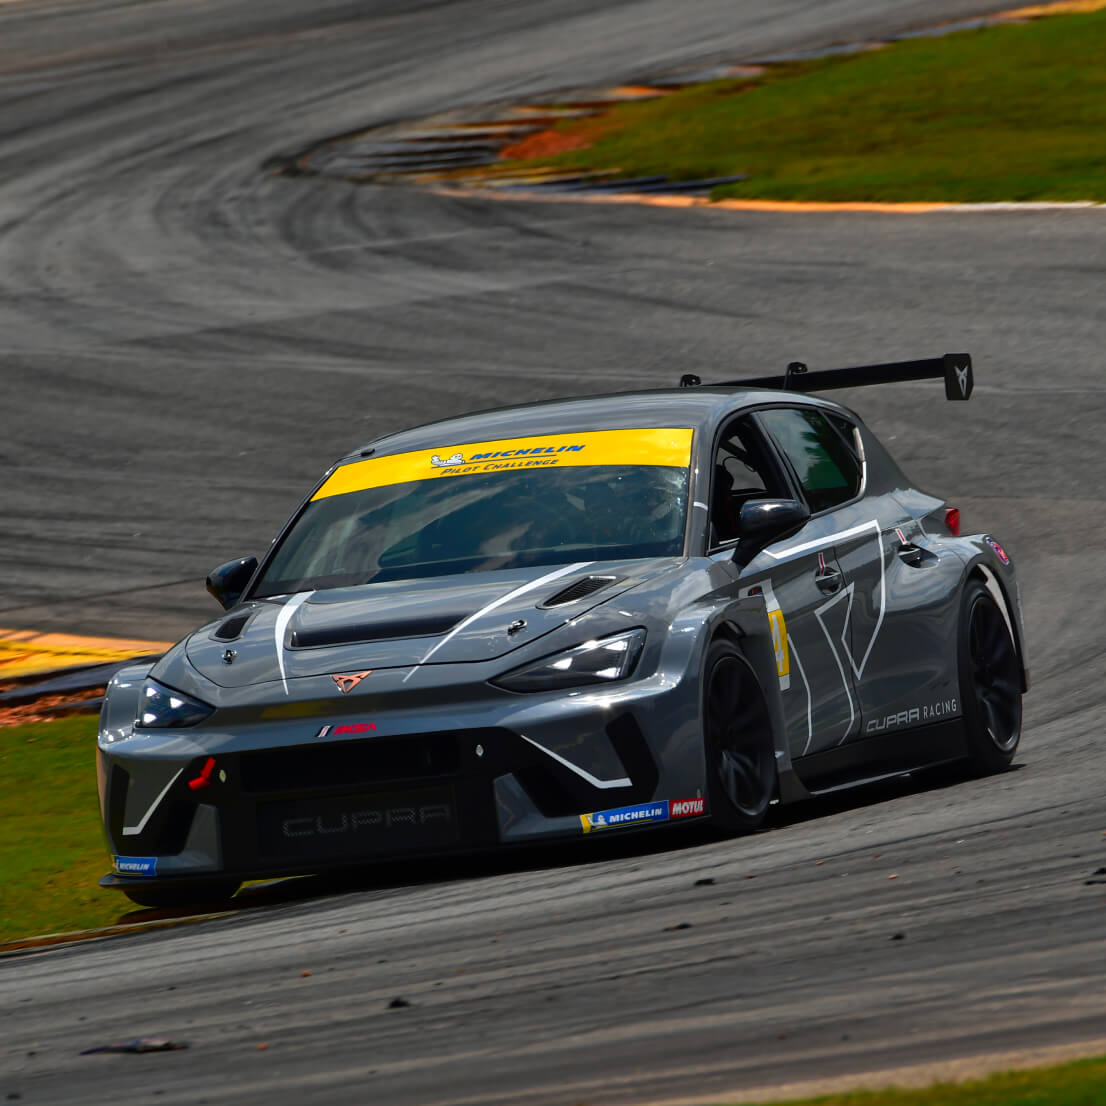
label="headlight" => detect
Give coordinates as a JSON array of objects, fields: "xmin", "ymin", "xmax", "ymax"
[
  {"xmin": 135, "ymin": 679, "xmax": 214, "ymax": 729},
  {"xmin": 493, "ymin": 629, "xmax": 646, "ymax": 693}
]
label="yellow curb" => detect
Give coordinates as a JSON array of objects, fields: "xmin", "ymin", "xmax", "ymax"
[
  {"xmin": 0, "ymin": 628, "xmax": 171, "ymax": 679},
  {"xmin": 445, "ymin": 183, "xmax": 1103, "ymax": 213},
  {"xmin": 1003, "ymin": 0, "xmax": 1106, "ymax": 15},
  {"xmin": 708, "ymin": 198, "xmax": 949, "ymax": 212}
]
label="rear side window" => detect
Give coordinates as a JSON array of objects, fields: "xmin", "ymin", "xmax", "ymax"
[{"xmin": 758, "ymin": 408, "xmax": 862, "ymax": 513}]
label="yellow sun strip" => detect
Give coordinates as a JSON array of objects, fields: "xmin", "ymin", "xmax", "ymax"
[
  {"xmin": 0, "ymin": 629, "xmax": 171, "ymax": 679},
  {"xmin": 312, "ymin": 427, "xmax": 695, "ymax": 500}
]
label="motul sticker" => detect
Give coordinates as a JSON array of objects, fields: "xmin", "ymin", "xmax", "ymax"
[{"xmin": 669, "ymin": 797, "xmax": 705, "ymax": 818}]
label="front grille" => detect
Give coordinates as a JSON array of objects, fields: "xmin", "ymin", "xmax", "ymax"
[
  {"xmin": 256, "ymin": 784, "xmax": 458, "ymax": 861},
  {"xmin": 238, "ymin": 732, "xmax": 459, "ymax": 794}
]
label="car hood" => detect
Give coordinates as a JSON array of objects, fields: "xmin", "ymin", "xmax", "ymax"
[{"xmin": 184, "ymin": 558, "xmax": 680, "ymax": 687}]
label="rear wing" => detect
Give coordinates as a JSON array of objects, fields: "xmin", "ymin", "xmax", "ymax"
[{"xmin": 679, "ymin": 352, "xmax": 973, "ymax": 401}]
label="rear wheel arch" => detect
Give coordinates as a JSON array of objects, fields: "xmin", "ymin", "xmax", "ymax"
[
  {"xmin": 967, "ymin": 563, "xmax": 1027, "ymax": 693},
  {"xmin": 957, "ymin": 575, "xmax": 1023, "ymax": 775}
]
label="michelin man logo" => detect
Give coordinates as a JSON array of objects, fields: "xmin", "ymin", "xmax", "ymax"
[{"xmin": 431, "ymin": 452, "xmax": 465, "ymax": 468}]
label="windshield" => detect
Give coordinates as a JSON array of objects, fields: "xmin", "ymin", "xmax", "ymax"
[{"xmin": 253, "ymin": 428, "xmax": 693, "ymax": 595}]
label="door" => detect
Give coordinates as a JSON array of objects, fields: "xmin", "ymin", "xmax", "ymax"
[
  {"xmin": 835, "ymin": 496, "xmax": 963, "ymax": 740},
  {"xmin": 708, "ymin": 413, "xmax": 859, "ymax": 760},
  {"xmin": 753, "ymin": 405, "xmax": 872, "ymax": 757}
]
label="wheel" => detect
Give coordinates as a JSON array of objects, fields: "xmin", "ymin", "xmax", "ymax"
[
  {"xmin": 958, "ymin": 579, "xmax": 1022, "ymax": 775},
  {"xmin": 122, "ymin": 879, "xmax": 241, "ymax": 910},
  {"xmin": 703, "ymin": 639, "xmax": 777, "ymax": 833}
]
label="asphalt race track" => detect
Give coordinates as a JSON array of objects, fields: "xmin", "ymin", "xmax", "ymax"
[{"xmin": 3, "ymin": 2, "xmax": 1106, "ymax": 1103}]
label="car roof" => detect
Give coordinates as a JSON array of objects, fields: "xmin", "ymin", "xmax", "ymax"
[{"xmin": 354, "ymin": 386, "xmax": 845, "ymax": 459}]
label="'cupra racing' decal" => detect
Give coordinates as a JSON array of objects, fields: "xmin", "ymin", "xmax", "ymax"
[{"xmin": 311, "ymin": 427, "xmax": 695, "ymax": 499}]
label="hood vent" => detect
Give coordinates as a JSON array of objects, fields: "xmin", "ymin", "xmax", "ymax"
[
  {"xmin": 540, "ymin": 575, "xmax": 618, "ymax": 608},
  {"xmin": 212, "ymin": 613, "xmax": 251, "ymax": 641},
  {"xmin": 290, "ymin": 611, "xmax": 467, "ymax": 649}
]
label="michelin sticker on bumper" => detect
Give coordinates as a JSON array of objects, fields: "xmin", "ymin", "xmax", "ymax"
[
  {"xmin": 113, "ymin": 856, "xmax": 158, "ymax": 877},
  {"xmin": 580, "ymin": 801, "xmax": 669, "ymax": 833}
]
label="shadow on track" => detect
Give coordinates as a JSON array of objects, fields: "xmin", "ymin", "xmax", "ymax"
[{"xmin": 115, "ymin": 758, "xmax": 1019, "ymax": 927}]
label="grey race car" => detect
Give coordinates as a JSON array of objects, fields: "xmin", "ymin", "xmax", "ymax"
[{"xmin": 98, "ymin": 354, "xmax": 1027, "ymax": 907}]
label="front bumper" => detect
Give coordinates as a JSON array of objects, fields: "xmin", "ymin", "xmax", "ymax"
[{"xmin": 98, "ymin": 662, "xmax": 707, "ymax": 888}]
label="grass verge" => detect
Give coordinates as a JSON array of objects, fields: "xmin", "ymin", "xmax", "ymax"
[
  {"xmin": 0, "ymin": 715, "xmax": 131, "ymax": 942},
  {"xmin": 742, "ymin": 1053, "xmax": 1106, "ymax": 1104},
  {"xmin": 501, "ymin": 9, "xmax": 1106, "ymax": 202}
]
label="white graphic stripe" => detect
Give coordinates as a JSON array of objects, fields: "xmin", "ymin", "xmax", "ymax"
[
  {"xmin": 519, "ymin": 734, "xmax": 631, "ymax": 789},
  {"xmin": 275, "ymin": 591, "xmax": 314, "ymax": 695},
  {"xmin": 765, "ymin": 519, "xmax": 880, "ymax": 561},
  {"xmin": 849, "ymin": 529, "xmax": 886, "ymax": 681},
  {"xmin": 769, "ymin": 518, "xmax": 887, "ymax": 681},
  {"xmin": 814, "ymin": 586, "xmax": 857, "ymax": 744},
  {"xmin": 787, "ymin": 634, "xmax": 815, "ymax": 757},
  {"xmin": 122, "ymin": 769, "xmax": 183, "ymax": 836},
  {"xmin": 978, "ymin": 565, "xmax": 1017, "ymax": 645},
  {"xmin": 404, "ymin": 562, "xmax": 593, "ymax": 681}
]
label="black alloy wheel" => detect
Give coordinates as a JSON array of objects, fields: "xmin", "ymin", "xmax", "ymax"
[
  {"xmin": 703, "ymin": 640, "xmax": 776, "ymax": 832},
  {"xmin": 958, "ymin": 579, "xmax": 1022, "ymax": 774}
]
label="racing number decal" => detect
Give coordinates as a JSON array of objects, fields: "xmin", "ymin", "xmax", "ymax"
[{"xmin": 741, "ymin": 581, "xmax": 790, "ymax": 691}]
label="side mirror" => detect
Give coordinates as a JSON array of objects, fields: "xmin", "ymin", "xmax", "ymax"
[
  {"xmin": 205, "ymin": 556, "xmax": 258, "ymax": 610},
  {"xmin": 732, "ymin": 499, "xmax": 810, "ymax": 567}
]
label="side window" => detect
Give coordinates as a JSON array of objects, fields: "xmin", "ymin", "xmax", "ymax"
[
  {"xmin": 709, "ymin": 417, "xmax": 786, "ymax": 546},
  {"xmin": 758, "ymin": 407, "xmax": 862, "ymax": 514}
]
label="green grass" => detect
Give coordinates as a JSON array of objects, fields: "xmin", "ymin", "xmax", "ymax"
[
  {"xmin": 0, "ymin": 715, "xmax": 132, "ymax": 942},
  {"xmin": 504, "ymin": 10, "xmax": 1106, "ymax": 202},
  {"xmin": 741, "ymin": 1054, "xmax": 1106, "ymax": 1105}
]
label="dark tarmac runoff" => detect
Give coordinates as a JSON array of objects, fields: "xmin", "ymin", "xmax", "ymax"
[{"xmin": 2, "ymin": 1, "xmax": 1105, "ymax": 1103}]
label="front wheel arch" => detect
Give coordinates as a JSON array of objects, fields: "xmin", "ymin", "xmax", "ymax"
[{"xmin": 701, "ymin": 637, "xmax": 777, "ymax": 833}]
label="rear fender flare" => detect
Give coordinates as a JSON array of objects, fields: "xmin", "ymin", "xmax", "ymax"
[{"xmin": 965, "ymin": 560, "xmax": 1029, "ymax": 693}]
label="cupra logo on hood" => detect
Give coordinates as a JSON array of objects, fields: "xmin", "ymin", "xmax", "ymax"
[{"xmin": 331, "ymin": 670, "xmax": 372, "ymax": 694}]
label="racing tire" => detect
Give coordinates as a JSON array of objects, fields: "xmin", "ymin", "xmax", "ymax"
[
  {"xmin": 957, "ymin": 578, "xmax": 1022, "ymax": 775},
  {"xmin": 703, "ymin": 640, "xmax": 776, "ymax": 833},
  {"xmin": 121, "ymin": 879, "xmax": 241, "ymax": 910}
]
